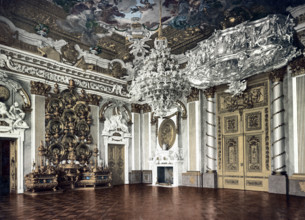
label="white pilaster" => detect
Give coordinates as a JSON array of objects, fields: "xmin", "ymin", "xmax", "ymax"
[{"xmin": 31, "ymin": 94, "xmax": 45, "ymax": 166}]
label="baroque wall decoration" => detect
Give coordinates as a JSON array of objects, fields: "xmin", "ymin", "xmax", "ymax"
[
  {"xmin": 184, "ymin": 15, "xmax": 300, "ymax": 93},
  {"xmin": 218, "ymin": 82, "xmax": 268, "ymax": 113},
  {"xmin": 45, "ymin": 80, "xmax": 93, "ymax": 165},
  {"xmin": 0, "ymin": 46, "xmax": 129, "ymax": 99}
]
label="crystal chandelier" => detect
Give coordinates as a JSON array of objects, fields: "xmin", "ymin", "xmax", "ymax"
[{"xmin": 129, "ymin": 1, "xmax": 190, "ymax": 117}]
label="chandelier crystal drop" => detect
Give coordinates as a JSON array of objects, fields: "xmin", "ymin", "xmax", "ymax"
[{"xmin": 129, "ymin": 36, "xmax": 190, "ymax": 117}]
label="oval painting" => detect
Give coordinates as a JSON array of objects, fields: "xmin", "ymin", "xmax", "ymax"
[{"xmin": 158, "ymin": 119, "xmax": 176, "ymax": 150}]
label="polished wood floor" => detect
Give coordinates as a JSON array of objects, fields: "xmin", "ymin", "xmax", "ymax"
[{"xmin": 0, "ymin": 184, "xmax": 305, "ymax": 220}]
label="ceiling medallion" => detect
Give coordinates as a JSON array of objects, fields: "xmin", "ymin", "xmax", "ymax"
[{"xmin": 129, "ymin": 0, "xmax": 190, "ymax": 117}]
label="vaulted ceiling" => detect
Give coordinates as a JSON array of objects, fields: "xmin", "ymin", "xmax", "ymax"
[{"xmin": 0, "ymin": 0, "xmax": 304, "ymax": 78}]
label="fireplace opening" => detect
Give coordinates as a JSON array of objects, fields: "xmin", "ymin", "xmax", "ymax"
[{"xmin": 157, "ymin": 167, "xmax": 173, "ymax": 185}]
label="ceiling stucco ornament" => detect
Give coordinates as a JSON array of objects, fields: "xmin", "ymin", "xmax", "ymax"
[
  {"xmin": 184, "ymin": 14, "xmax": 301, "ymax": 94},
  {"xmin": 0, "ymin": 16, "xmax": 67, "ymax": 54}
]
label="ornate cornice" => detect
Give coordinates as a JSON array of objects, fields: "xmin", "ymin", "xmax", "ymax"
[
  {"xmin": 0, "ymin": 45, "xmax": 129, "ymax": 100},
  {"xmin": 187, "ymin": 88, "xmax": 200, "ymax": 103},
  {"xmin": 289, "ymin": 56, "xmax": 305, "ymax": 77},
  {"xmin": 269, "ymin": 67, "xmax": 286, "ymax": 83},
  {"xmin": 30, "ymin": 81, "xmax": 51, "ymax": 96},
  {"xmin": 203, "ymin": 87, "xmax": 216, "ymax": 99}
]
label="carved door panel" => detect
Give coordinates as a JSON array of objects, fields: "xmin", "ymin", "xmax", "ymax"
[
  {"xmin": 220, "ymin": 112, "xmax": 245, "ymax": 190},
  {"xmin": 9, "ymin": 140, "xmax": 17, "ymax": 193},
  {"xmin": 243, "ymin": 108, "xmax": 269, "ymax": 191},
  {"xmin": 108, "ymin": 144, "xmax": 124, "ymax": 185}
]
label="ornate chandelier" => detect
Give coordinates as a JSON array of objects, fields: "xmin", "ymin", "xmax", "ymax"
[{"xmin": 129, "ymin": 1, "xmax": 190, "ymax": 117}]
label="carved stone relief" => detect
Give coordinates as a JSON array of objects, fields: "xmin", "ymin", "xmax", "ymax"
[{"xmin": 101, "ymin": 102, "xmax": 131, "ymax": 134}]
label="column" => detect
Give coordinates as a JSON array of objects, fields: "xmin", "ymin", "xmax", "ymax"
[
  {"xmin": 270, "ymin": 70, "xmax": 286, "ymax": 174},
  {"xmin": 203, "ymin": 87, "xmax": 217, "ymax": 188},
  {"xmin": 204, "ymin": 87, "xmax": 217, "ymax": 172},
  {"xmin": 269, "ymin": 68, "xmax": 287, "ymax": 194}
]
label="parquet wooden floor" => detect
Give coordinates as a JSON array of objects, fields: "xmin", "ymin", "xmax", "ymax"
[{"xmin": 0, "ymin": 184, "xmax": 305, "ymax": 220}]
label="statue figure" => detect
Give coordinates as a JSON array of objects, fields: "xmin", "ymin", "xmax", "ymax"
[
  {"xmin": 0, "ymin": 101, "xmax": 11, "ymax": 119},
  {"xmin": 102, "ymin": 107, "xmax": 129, "ymax": 133},
  {"xmin": 0, "ymin": 101, "xmax": 28, "ymax": 129},
  {"xmin": 9, "ymin": 102, "xmax": 25, "ymax": 127}
]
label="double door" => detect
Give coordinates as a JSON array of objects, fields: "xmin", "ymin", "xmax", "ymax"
[{"xmin": 218, "ymin": 107, "xmax": 270, "ymax": 191}]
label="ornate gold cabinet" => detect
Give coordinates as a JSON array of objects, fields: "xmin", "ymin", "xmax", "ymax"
[{"xmin": 217, "ymin": 80, "xmax": 271, "ymax": 191}]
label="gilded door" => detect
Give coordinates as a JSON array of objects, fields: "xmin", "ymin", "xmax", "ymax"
[
  {"xmin": 217, "ymin": 80, "xmax": 270, "ymax": 191},
  {"xmin": 108, "ymin": 144, "xmax": 124, "ymax": 185}
]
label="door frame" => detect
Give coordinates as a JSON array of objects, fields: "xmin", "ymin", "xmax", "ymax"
[
  {"xmin": 102, "ymin": 131, "xmax": 131, "ymax": 184},
  {"xmin": 0, "ymin": 132, "xmax": 24, "ymax": 193}
]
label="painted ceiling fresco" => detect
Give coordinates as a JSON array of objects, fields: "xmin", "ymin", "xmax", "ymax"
[
  {"xmin": 47, "ymin": 0, "xmax": 305, "ymax": 44},
  {"xmin": 51, "ymin": 0, "xmax": 305, "ymax": 29}
]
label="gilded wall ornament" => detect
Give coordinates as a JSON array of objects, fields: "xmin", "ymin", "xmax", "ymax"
[
  {"xmin": 30, "ymin": 81, "xmax": 51, "ymax": 96},
  {"xmin": 158, "ymin": 119, "xmax": 176, "ymax": 150},
  {"xmin": 45, "ymin": 80, "xmax": 93, "ymax": 165}
]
